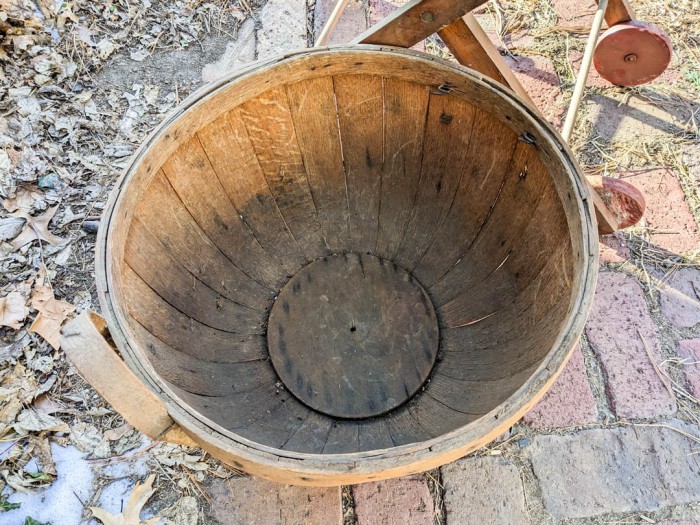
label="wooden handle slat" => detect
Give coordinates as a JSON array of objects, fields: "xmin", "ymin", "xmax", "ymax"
[{"xmin": 60, "ymin": 311, "xmax": 186, "ymax": 442}]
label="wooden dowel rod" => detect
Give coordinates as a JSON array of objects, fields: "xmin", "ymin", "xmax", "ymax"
[
  {"xmin": 315, "ymin": 0, "xmax": 352, "ymax": 47},
  {"xmin": 561, "ymin": 0, "xmax": 609, "ymax": 143}
]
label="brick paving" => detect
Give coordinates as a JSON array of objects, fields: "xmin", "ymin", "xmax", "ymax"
[{"xmin": 200, "ymin": 1, "xmax": 700, "ymax": 523}]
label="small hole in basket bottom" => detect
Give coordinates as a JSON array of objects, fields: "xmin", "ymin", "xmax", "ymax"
[{"xmin": 350, "ymin": 326, "xmax": 356, "ymax": 332}]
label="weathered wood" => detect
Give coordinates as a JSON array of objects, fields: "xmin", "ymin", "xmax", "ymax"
[
  {"xmin": 286, "ymin": 77, "xmax": 351, "ymax": 252},
  {"xmin": 596, "ymin": 0, "xmax": 634, "ymax": 26},
  {"xmin": 412, "ymin": 109, "xmax": 518, "ymax": 286},
  {"xmin": 197, "ymin": 111, "xmax": 307, "ymax": 275},
  {"xmin": 122, "ymin": 267, "xmax": 267, "ymax": 363},
  {"xmin": 60, "ymin": 312, "xmax": 175, "ymax": 439},
  {"xmin": 375, "ymin": 79, "xmax": 430, "ymax": 260},
  {"xmin": 267, "ymin": 253, "xmax": 438, "ymax": 419},
  {"xmin": 354, "ymin": 0, "xmax": 489, "ymax": 47},
  {"xmin": 239, "ymin": 87, "xmax": 330, "ymax": 259},
  {"xmin": 162, "ymin": 137, "xmax": 287, "ymax": 289},
  {"xmin": 394, "ymin": 92, "xmax": 477, "ymax": 271},
  {"xmin": 333, "ymin": 74, "xmax": 384, "ymax": 254},
  {"xmin": 93, "ymin": 48, "xmax": 598, "ymax": 485}
]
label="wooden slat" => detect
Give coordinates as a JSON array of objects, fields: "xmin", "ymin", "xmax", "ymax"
[
  {"xmin": 428, "ymin": 141, "xmax": 550, "ymax": 306},
  {"xmin": 232, "ymin": 399, "xmax": 311, "ymax": 449},
  {"xmin": 412, "ymin": 110, "xmax": 518, "ymax": 286},
  {"xmin": 197, "ymin": 111, "xmax": 307, "ymax": 275},
  {"xmin": 333, "ymin": 74, "xmax": 384, "ymax": 254},
  {"xmin": 357, "ymin": 419, "xmax": 395, "ymax": 451},
  {"xmin": 61, "ymin": 312, "xmax": 175, "ymax": 439},
  {"xmin": 375, "ymin": 79, "xmax": 430, "ymax": 260},
  {"xmin": 407, "ymin": 394, "xmax": 477, "ymax": 436},
  {"xmin": 323, "ymin": 421, "xmax": 360, "ymax": 454},
  {"xmin": 134, "ymin": 172, "xmax": 272, "ymax": 311},
  {"xmin": 124, "ymin": 228, "xmax": 265, "ymax": 334},
  {"xmin": 286, "ymin": 77, "xmax": 351, "ymax": 253},
  {"xmin": 130, "ymin": 321, "xmax": 272, "ymax": 397},
  {"xmin": 437, "ymin": 180, "xmax": 570, "ymax": 328},
  {"xmin": 385, "ymin": 408, "xmax": 435, "ymax": 446},
  {"xmin": 239, "ymin": 87, "xmax": 330, "ymax": 259},
  {"xmin": 428, "ymin": 365, "xmax": 538, "ymax": 415},
  {"xmin": 122, "ymin": 267, "xmax": 266, "ymax": 363},
  {"xmin": 161, "ymin": 137, "xmax": 287, "ymax": 289},
  {"xmin": 394, "ymin": 92, "xmax": 477, "ymax": 271},
  {"xmin": 354, "ymin": 0, "xmax": 490, "ymax": 48},
  {"xmin": 597, "ymin": 0, "xmax": 634, "ymax": 25},
  {"xmin": 281, "ymin": 411, "xmax": 334, "ymax": 454},
  {"xmin": 438, "ymin": 14, "xmax": 536, "ymax": 108}
]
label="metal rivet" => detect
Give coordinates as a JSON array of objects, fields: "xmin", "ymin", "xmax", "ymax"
[
  {"xmin": 624, "ymin": 53, "xmax": 638, "ymax": 62},
  {"xmin": 420, "ymin": 11, "xmax": 434, "ymax": 23}
]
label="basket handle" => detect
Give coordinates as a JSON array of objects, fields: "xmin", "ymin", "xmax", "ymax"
[{"xmin": 60, "ymin": 311, "xmax": 196, "ymax": 446}]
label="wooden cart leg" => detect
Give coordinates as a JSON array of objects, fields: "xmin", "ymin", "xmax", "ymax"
[{"xmin": 597, "ymin": 0, "xmax": 634, "ymax": 26}]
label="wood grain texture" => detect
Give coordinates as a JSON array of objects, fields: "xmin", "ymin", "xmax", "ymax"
[
  {"xmin": 355, "ymin": 0, "xmax": 490, "ymax": 47},
  {"xmin": 267, "ymin": 253, "xmax": 438, "ymax": 419},
  {"xmin": 197, "ymin": 110, "xmax": 307, "ymax": 275},
  {"xmin": 161, "ymin": 137, "xmax": 287, "ymax": 289},
  {"xmin": 374, "ymin": 79, "xmax": 430, "ymax": 260},
  {"xmin": 286, "ymin": 77, "xmax": 351, "ymax": 253},
  {"xmin": 333, "ymin": 75, "xmax": 384, "ymax": 254},
  {"xmin": 239, "ymin": 87, "xmax": 330, "ymax": 259},
  {"xmin": 393, "ymin": 92, "xmax": 477, "ymax": 271}
]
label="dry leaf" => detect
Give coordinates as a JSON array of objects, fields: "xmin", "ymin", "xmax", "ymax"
[
  {"xmin": 13, "ymin": 408, "xmax": 69, "ymax": 435},
  {"xmin": 30, "ymin": 265, "xmax": 53, "ymax": 310},
  {"xmin": 0, "ymin": 292, "xmax": 29, "ymax": 329},
  {"xmin": 29, "ymin": 297, "xmax": 74, "ymax": 349},
  {"xmin": 11, "ymin": 205, "xmax": 65, "ymax": 249},
  {"xmin": 90, "ymin": 474, "xmax": 162, "ymax": 525}
]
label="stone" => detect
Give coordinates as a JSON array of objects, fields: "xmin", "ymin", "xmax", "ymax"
[
  {"xmin": 503, "ymin": 54, "xmax": 565, "ymax": 127},
  {"xmin": 442, "ymin": 457, "xmax": 528, "ymax": 525},
  {"xmin": 528, "ymin": 423, "xmax": 700, "ymax": 520},
  {"xmin": 657, "ymin": 522, "xmax": 700, "ymax": 525},
  {"xmin": 205, "ymin": 477, "xmax": 342, "ymax": 525},
  {"xmin": 585, "ymin": 272, "xmax": 676, "ymax": 418},
  {"xmin": 202, "ymin": 18, "xmax": 257, "ymax": 83},
  {"xmin": 584, "ymin": 94, "xmax": 691, "ymax": 143},
  {"xmin": 678, "ymin": 339, "xmax": 700, "ymax": 397},
  {"xmin": 354, "ymin": 477, "xmax": 434, "ymax": 525},
  {"xmin": 599, "ymin": 233, "xmax": 631, "ymax": 264},
  {"xmin": 258, "ymin": 0, "xmax": 308, "ymax": 59},
  {"xmin": 618, "ymin": 169, "xmax": 700, "ymax": 256},
  {"xmin": 660, "ymin": 268, "xmax": 700, "ymax": 328},
  {"xmin": 523, "ymin": 345, "xmax": 598, "ymax": 428},
  {"xmin": 315, "ymin": 0, "xmax": 367, "ymax": 45}
]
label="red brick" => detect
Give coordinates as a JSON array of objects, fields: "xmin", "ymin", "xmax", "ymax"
[
  {"xmin": 205, "ymin": 477, "xmax": 342, "ymax": 525},
  {"xmin": 618, "ymin": 169, "xmax": 700, "ymax": 256},
  {"xmin": 660, "ymin": 268, "xmax": 700, "ymax": 328},
  {"xmin": 585, "ymin": 272, "xmax": 676, "ymax": 419},
  {"xmin": 523, "ymin": 345, "xmax": 597, "ymax": 428},
  {"xmin": 678, "ymin": 339, "xmax": 700, "ymax": 398},
  {"xmin": 551, "ymin": 0, "xmax": 596, "ymax": 24},
  {"xmin": 442, "ymin": 457, "xmax": 528, "ymax": 525},
  {"xmin": 528, "ymin": 423, "xmax": 700, "ymax": 519},
  {"xmin": 314, "ymin": 0, "xmax": 367, "ymax": 44},
  {"xmin": 599, "ymin": 233, "xmax": 631, "ymax": 264},
  {"xmin": 354, "ymin": 477, "xmax": 434, "ymax": 525},
  {"xmin": 503, "ymin": 54, "xmax": 565, "ymax": 127}
]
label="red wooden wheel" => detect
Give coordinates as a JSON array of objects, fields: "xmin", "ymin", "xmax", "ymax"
[
  {"xmin": 593, "ymin": 21, "xmax": 672, "ymax": 87},
  {"xmin": 589, "ymin": 176, "xmax": 645, "ymax": 230}
]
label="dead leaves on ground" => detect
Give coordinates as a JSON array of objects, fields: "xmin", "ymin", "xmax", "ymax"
[
  {"xmin": 90, "ymin": 474, "xmax": 162, "ymax": 525},
  {"xmin": 0, "ymin": 292, "xmax": 29, "ymax": 329}
]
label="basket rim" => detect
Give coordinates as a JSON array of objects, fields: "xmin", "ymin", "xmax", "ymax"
[{"xmin": 95, "ymin": 45, "xmax": 599, "ymax": 484}]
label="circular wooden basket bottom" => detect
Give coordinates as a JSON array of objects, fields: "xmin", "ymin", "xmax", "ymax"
[{"xmin": 92, "ymin": 47, "xmax": 598, "ymax": 485}]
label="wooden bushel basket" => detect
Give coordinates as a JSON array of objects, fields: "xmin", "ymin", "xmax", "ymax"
[{"xmin": 62, "ymin": 47, "xmax": 598, "ymax": 486}]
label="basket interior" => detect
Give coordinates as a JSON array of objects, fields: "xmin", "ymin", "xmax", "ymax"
[{"xmin": 116, "ymin": 61, "xmax": 577, "ymax": 455}]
